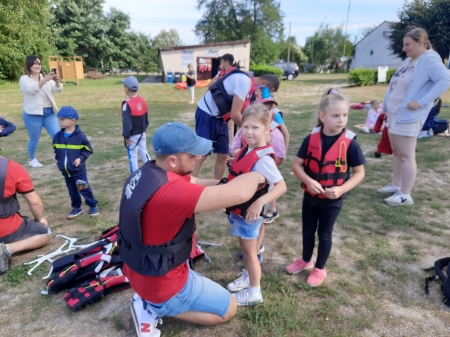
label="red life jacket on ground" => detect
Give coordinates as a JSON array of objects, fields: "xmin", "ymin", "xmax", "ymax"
[
  {"xmin": 122, "ymin": 96, "xmax": 148, "ymax": 135},
  {"xmin": 302, "ymin": 127, "xmax": 355, "ymax": 199},
  {"xmin": 226, "ymin": 144, "xmax": 276, "ymax": 217}
]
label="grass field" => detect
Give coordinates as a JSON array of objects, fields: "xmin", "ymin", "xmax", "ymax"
[{"xmin": 0, "ymin": 73, "xmax": 449, "ymax": 337}]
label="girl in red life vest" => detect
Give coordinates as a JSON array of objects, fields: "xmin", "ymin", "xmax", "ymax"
[
  {"xmin": 286, "ymin": 94, "xmax": 365, "ymax": 287},
  {"xmin": 226, "ymin": 103, "xmax": 287, "ymax": 306}
]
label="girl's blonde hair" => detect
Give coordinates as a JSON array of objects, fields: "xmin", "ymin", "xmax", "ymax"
[
  {"xmin": 404, "ymin": 27, "xmax": 433, "ymax": 50},
  {"xmin": 370, "ymin": 98, "xmax": 380, "ymax": 105},
  {"xmin": 242, "ymin": 103, "xmax": 270, "ymax": 126},
  {"xmin": 316, "ymin": 93, "xmax": 348, "ymax": 127}
]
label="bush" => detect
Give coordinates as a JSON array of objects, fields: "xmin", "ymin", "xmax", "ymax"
[
  {"xmin": 348, "ymin": 69, "xmax": 376, "ymax": 86},
  {"xmin": 387, "ymin": 69, "xmax": 397, "ymax": 83},
  {"xmin": 249, "ymin": 63, "xmax": 283, "ymax": 78},
  {"xmin": 85, "ymin": 71, "xmax": 107, "ymax": 80}
]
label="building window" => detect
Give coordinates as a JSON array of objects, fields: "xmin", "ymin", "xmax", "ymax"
[
  {"xmin": 383, "ymin": 31, "xmax": 390, "ymax": 37},
  {"xmin": 370, "ymin": 50, "xmax": 374, "ymax": 55}
]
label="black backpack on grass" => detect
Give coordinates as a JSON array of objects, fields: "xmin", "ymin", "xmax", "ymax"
[{"xmin": 424, "ymin": 257, "xmax": 450, "ymax": 308}]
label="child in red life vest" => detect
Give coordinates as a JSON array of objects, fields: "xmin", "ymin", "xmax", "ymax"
[
  {"xmin": 226, "ymin": 103, "xmax": 287, "ymax": 306},
  {"xmin": 286, "ymin": 94, "xmax": 365, "ymax": 286},
  {"xmin": 121, "ymin": 76, "xmax": 151, "ymax": 173}
]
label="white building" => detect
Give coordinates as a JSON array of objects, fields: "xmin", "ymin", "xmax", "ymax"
[
  {"xmin": 351, "ymin": 21, "xmax": 403, "ymax": 70},
  {"xmin": 158, "ymin": 40, "xmax": 251, "ymax": 82}
]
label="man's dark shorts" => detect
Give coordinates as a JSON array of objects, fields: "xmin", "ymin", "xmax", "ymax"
[
  {"xmin": 0, "ymin": 217, "xmax": 51, "ymax": 244},
  {"xmin": 195, "ymin": 107, "xmax": 229, "ymax": 154}
]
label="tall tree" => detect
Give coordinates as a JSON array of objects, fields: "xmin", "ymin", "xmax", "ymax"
[
  {"xmin": 194, "ymin": 0, "xmax": 284, "ymax": 64},
  {"xmin": 304, "ymin": 25, "xmax": 354, "ymax": 72},
  {"xmin": 0, "ymin": 0, "xmax": 53, "ymax": 80},
  {"xmin": 155, "ymin": 29, "xmax": 183, "ymax": 47},
  {"xmin": 129, "ymin": 32, "xmax": 159, "ymax": 73},
  {"xmin": 389, "ymin": 0, "xmax": 450, "ymax": 60},
  {"xmin": 278, "ymin": 36, "xmax": 307, "ymax": 65}
]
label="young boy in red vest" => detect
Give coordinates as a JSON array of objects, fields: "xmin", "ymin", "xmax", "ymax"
[{"xmin": 122, "ymin": 76, "xmax": 151, "ymax": 173}]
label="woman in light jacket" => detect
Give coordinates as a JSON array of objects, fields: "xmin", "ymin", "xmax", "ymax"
[
  {"xmin": 20, "ymin": 55, "xmax": 63, "ymax": 168},
  {"xmin": 377, "ymin": 28, "xmax": 450, "ymax": 206}
]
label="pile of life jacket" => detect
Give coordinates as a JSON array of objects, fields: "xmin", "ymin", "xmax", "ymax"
[
  {"xmin": 197, "ymin": 63, "xmax": 212, "ymax": 72},
  {"xmin": 44, "ymin": 226, "xmax": 130, "ymax": 311},
  {"xmin": 424, "ymin": 257, "xmax": 450, "ymax": 309}
]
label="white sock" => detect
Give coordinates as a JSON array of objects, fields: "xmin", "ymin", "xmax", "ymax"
[{"xmin": 248, "ymin": 285, "xmax": 261, "ymax": 296}]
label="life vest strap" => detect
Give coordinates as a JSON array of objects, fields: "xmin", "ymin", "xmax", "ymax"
[{"xmin": 119, "ymin": 231, "xmax": 193, "ymax": 255}]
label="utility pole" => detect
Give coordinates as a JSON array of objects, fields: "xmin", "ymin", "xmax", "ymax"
[
  {"xmin": 287, "ymin": 22, "xmax": 291, "ymax": 63},
  {"xmin": 343, "ymin": 0, "xmax": 351, "ymax": 57}
]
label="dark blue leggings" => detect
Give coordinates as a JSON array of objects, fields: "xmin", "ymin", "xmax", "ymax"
[{"xmin": 302, "ymin": 199, "xmax": 342, "ymax": 269}]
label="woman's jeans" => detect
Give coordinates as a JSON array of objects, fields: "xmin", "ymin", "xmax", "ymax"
[{"xmin": 23, "ymin": 108, "xmax": 60, "ymax": 160}]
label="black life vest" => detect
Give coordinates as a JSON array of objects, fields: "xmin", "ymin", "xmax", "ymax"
[
  {"xmin": 302, "ymin": 127, "xmax": 355, "ymax": 199},
  {"xmin": 0, "ymin": 157, "xmax": 20, "ymax": 218},
  {"xmin": 122, "ymin": 96, "xmax": 148, "ymax": 135},
  {"xmin": 209, "ymin": 69, "xmax": 250, "ymax": 117},
  {"xmin": 118, "ymin": 163, "xmax": 195, "ymax": 277},
  {"xmin": 425, "ymin": 257, "xmax": 450, "ymax": 307},
  {"xmin": 226, "ymin": 145, "xmax": 276, "ymax": 218}
]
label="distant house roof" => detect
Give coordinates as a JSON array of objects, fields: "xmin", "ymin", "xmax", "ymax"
[
  {"xmin": 354, "ymin": 21, "xmax": 396, "ymax": 46},
  {"xmin": 159, "ymin": 40, "xmax": 251, "ymax": 52}
]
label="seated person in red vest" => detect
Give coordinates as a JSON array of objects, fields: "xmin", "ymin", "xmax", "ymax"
[
  {"xmin": 119, "ymin": 122, "xmax": 267, "ymax": 336},
  {"xmin": 122, "ymin": 76, "xmax": 151, "ymax": 173},
  {"xmin": 287, "ymin": 93, "xmax": 365, "ymax": 287},
  {"xmin": 0, "ymin": 156, "xmax": 52, "ymax": 274}
]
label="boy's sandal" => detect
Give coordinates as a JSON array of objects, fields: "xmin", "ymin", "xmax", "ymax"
[{"xmin": 263, "ymin": 210, "xmax": 279, "ymax": 224}]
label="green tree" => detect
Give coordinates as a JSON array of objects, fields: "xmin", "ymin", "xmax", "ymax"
[
  {"xmin": 129, "ymin": 32, "xmax": 159, "ymax": 74},
  {"xmin": 0, "ymin": 0, "xmax": 54, "ymax": 80},
  {"xmin": 194, "ymin": 0, "xmax": 284, "ymax": 64},
  {"xmin": 304, "ymin": 25, "xmax": 354, "ymax": 72},
  {"xmin": 155, "ymin": 29, "xmax": 183, "ymax": 47},
  {"xmin": 389, "ymin": 0, "xmax": 450, "ymax": 60},
  {"xmin": 278, "ymin": 36, "xmax": 307, "ymax": 66}
]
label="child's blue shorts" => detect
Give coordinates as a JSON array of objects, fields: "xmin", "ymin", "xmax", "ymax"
[{"xmin": 228, "ymin": 212, "xmax": 262, "ymax": 240}]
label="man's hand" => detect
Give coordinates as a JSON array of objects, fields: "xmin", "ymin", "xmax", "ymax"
[
  {"xmin": 73, "ymin": 158, "xmax": 81, "ymax": 167},
  {"xmin": 125, "ymin": 139, "xmax": 132, "ymax": 146},
  {"xmin": 37, "ymin": 217, "xmax": 48, "ymax": 226},
  {"xmin": 323, "ymin": 186, "xmax": 344, "ymax": 199}
]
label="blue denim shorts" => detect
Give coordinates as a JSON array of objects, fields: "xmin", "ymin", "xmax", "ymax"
[
  {"xmin": 228, "ymin": 212, "xmax": 262, "ymax": 240},
  {"xmin": 144, "ymin": 265, "xmax": 231, "ymax": 317}
]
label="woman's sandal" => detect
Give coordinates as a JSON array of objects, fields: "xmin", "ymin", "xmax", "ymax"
[{"xmin": 263, "ymin": 210, "xmax": 279, "ymax": 224}]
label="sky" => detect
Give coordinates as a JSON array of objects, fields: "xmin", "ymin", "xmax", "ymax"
[{"xmin": 103, "ymin": 0, "xmax": 406, "ymax": 46}]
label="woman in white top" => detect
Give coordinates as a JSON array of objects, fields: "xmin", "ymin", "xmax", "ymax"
[{"xmin": 20, "ymin": 55, "xmax": 63, "ymax": 168}]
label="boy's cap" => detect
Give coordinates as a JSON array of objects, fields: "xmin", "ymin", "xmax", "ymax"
[
  {"xmin": 255, "ymin": 97, "xmax": 278, "ymax": 106},
  {"xmin": 57, "ymin": 106, "xmax": 79, "ymax": 120},
  {"xmin": 122, "ymin": 76, "xmax": 139, "ymax": 90},
  {"xmin": 152, "ymin": 122, "xmax": 212, "ymax": 156},
  {"xmin": 220, "ymin": 53, "xmax": 234, "ymax": 64}
]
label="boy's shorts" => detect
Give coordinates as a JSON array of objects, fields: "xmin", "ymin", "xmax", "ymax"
[
  {"xmin": 195, "ymin": 107, "xmax": 229, "ymax": 154},
  {"xmin": 0, "ymin": 217, "xmax": 51, "ymax": 244},
  {"xmin": 144, "ymin": 266, "xmax": 231, "ymax": 317},
  {"xmin": 228, "ymin": 212, "xmax": 262, "ymax": 240}
]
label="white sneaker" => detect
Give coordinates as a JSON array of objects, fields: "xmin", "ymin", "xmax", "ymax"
[
  {"xmin": 384, "ymin": 192, "xmax": 414, "ymax": 206},
  {"xmin": 130, "ymin": 294, "xmax": 163, "ymax": 337},
  {"xmin": 29, "ymin": 158, "xmax": 43, "ymax": 168},
  {"xmin": 231, "ymin": 288, "xmax": 263, "ymax": 306},
  {"xmin": 227, "ymin": 269, "xmax": 249, "ymax": 292},
  {"xmin": 361, "ymin": 125, "xmax": 370, "ymax": 133},
  {"xmin": 377, "ymin": 183, "xmax": 400, "ymax": 194}
]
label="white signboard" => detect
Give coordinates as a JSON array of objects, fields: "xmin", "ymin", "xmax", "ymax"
[
  {"xmin": 181, "ymin": 51, "xmax": 194, "ymax": 67},
  {"xmin": 378, "ymin": 66, "xmax": 388, "ymax": 83}
]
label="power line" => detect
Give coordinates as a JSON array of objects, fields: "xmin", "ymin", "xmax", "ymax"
[{"xmin": 343, "ymin": 0, "xmax": 351, "ymax": 57}]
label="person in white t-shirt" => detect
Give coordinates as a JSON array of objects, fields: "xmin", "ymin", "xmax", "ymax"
[
  {"xmin": 192, "ymin": 71, "xmax": 252, "ymax": 179},
  {"xmin": 225, "ymin": 103, "xmax": 286, "ymax": 306}
]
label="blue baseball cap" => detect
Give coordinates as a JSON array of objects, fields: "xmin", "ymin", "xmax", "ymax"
[
  {"xmin": 152, "ymin": 122, "xmax": 212, "ymax": 156},
  {"xmin": 57, "ymin": 106, "xmax": 79, "ymax": 120},
  {"xmin": 122, "ymin": 76, "xmax": 139, "ymax": 90}
]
